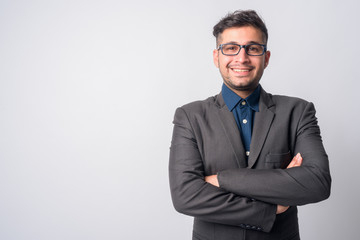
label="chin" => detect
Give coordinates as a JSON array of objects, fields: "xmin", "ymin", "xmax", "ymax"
[
  {"xmin": 233, "ymin": 85, "xmax": 253, "ymax": 91},
  {"xmin": 228, "ymin": 80, "xmax": 259, "ymax": 92}
]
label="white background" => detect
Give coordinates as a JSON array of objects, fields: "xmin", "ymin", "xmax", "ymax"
[{"xmin": 1, "ymin": 0, "xmax": 359, "ymax": 239}]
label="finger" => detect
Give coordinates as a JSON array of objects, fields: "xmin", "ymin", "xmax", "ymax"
[
  {"xmin": 287, "ymin": 153, "xmax": 300, "ymax": 169},
  {"xmin": 295, "ymin": 154, "xmax": 303, "ymax": 167},
  {"xmin": 287, "ymin": 160, "xmax": 295, "ymax": 169},
  {"xmin": 293, "ymin": 153, "xmax": 302, "ymax": 167}
]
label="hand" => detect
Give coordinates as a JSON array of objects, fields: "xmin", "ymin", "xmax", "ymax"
[
  {"xmin": 276, "ymin": 205, "xmax": 290, "ymax": 214},
  {"xmin": 276, "ymin": 153, "xmax": 302, "ymax": 214},
  {"xmin": 286, "ymin": 153, "xmax": 302, "ymax": 168},
  {"xmin": 205, "ymin": 175, "xmax": 219, "ymax": 187}
]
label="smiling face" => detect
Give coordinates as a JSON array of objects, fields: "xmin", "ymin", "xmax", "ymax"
[{"xmin": 213, "ymin": 26, "xmax": 270, "ymax": 98}]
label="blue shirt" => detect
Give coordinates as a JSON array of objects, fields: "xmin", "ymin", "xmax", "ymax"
[{"xmin": 222, "ymin": 84, "xmax": 260, "ymax": 157}]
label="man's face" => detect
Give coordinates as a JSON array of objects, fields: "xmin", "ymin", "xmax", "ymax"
[{"xmin": 213, "ymin": 26, "xmax": 270, "ymax": 97}]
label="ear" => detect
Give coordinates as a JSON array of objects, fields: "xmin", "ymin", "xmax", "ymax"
[
  {"xmin": 264, "ymin": 50, "xmax": 271, "ymax": 68},
  {"xmin": 213, "ymin": 49, "xmax": 219, "ymax": 68}
]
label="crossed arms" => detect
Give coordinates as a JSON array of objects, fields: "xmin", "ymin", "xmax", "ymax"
[
  {"xmin": 205, "ymin": 153, "xmax": 303, "ymax": 214},
  {"xmin": 169, "ymin": 101, "xmax": 331, "ymax": 232}
]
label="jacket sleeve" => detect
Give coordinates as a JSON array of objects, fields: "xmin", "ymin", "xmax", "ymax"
[
  {"xmin": 169, "ymin": 107, "xmax": 277, "ymax": 232},
  {"xmin": 217, "ymin": 102, "xmax": 331, "ymax": 206}
]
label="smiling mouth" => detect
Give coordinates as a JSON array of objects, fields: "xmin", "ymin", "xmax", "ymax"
[
  {"xmin": 232, "ymin": 69, "xmax": 250, "ymax": 72},
  {"xmin": 230, "ymin": 67, "xmax": 254, "ymax": 74}
]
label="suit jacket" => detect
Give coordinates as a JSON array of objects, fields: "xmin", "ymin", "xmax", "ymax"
[{"xmin": 169, "ymin": 86, "xmax": 331, "ymax": 240}]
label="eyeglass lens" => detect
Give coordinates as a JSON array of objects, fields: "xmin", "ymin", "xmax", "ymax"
[{"xmin": 221, "ymin": 44, "xmax": 265, "ymax": 56}]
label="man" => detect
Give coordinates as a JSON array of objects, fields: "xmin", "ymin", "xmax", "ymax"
[{"xmin": 169, "ymin": 10, "xmax": 331, "ymax": 240}]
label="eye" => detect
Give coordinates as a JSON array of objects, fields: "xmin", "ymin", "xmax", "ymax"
[
  {"xmin": 223, "ymin": 44, "xmax": 239, "ymax": 53},
  {"xmin": 248, "ymin": 45, "xmax": 261, "ymax": 53},
  {"xmin": 224, "ymin": 46, "xmax": 236, "ymax": 51}
]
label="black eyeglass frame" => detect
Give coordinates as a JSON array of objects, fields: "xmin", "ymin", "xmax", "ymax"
[{"xmin": 217, "ymin": 43, "xmax": 267, "ymax": 56}]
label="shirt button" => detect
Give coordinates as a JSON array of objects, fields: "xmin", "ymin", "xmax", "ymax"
[
  {"xmin": 242, "ymin": 119, "xmax": 247, "ymax": 124},
  {"xmin": 241, "ymin": 101, "xmax": 246, "ymax": 106},
  {"xmin": 246, "ymin": 151, "xmax": 250, "ymax": 156}
]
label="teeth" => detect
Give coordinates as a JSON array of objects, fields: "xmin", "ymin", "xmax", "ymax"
[{"xmin": 233, "ymin": 69, "xmax": 250, "ymax": 72}]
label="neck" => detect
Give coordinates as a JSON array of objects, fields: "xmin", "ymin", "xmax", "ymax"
[
  {"xmin": 233, "ymin": 89, "xmax": 253, "ymax": 99},
  {"xmin": 224, "ymin": 82, "xmax": 258, "ymax": 99}
]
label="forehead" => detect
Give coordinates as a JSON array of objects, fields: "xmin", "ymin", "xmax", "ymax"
[{"xmin": 219, "ymin": 26, "xmax": 265, "ymax": 44}]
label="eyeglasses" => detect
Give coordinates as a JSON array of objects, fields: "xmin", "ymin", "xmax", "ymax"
[{"xmin": 217, "ymin": 43, "xmax": 267, "ymax": 56}]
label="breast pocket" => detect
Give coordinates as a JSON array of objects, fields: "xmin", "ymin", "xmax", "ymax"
[{"xmin": 265, "ymin": 151, "xmax": 292, "ymax": 169}]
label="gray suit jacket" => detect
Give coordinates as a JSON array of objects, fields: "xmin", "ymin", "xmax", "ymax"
[{"xmin": 169, "ymin": 86, "xmax": 331, "ymax": 240}]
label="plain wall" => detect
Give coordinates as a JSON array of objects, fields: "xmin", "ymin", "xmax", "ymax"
[{"xmin": 1, "ymin": 0, "xmax": 359, "ymax": 239}]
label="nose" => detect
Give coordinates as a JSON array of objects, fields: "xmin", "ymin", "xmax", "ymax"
[{"xmin": 234, "ymin": 47, "xmax": 250, "ymax": 63}]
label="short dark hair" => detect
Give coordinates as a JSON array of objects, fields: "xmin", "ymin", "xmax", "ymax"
[{"xmin": 213, "ymin": 10, "xmax": 268, "ymax": 46}]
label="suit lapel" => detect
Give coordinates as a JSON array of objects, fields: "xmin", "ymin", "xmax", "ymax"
[
  {"xmin": 248, "ymin": 88, "xmax": 275, "ymax": 168},
  {"xmin": 215, "ymin": 93, "xmax": 247, "ymax": 168}
]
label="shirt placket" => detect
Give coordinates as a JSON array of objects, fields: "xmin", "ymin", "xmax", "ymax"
[{"xmin": 240, "ymin": 101, "xmax": 251, "ymax": 157}]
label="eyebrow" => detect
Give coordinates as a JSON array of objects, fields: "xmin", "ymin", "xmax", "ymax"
[{"xmin": 223, "ymin": 41, "xmax": 265, "ymax": 45}]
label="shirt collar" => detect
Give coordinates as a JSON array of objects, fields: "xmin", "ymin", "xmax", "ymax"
[{"xmin": 222, "ymin": 84, "xmax": 260, "ymax": 112}]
